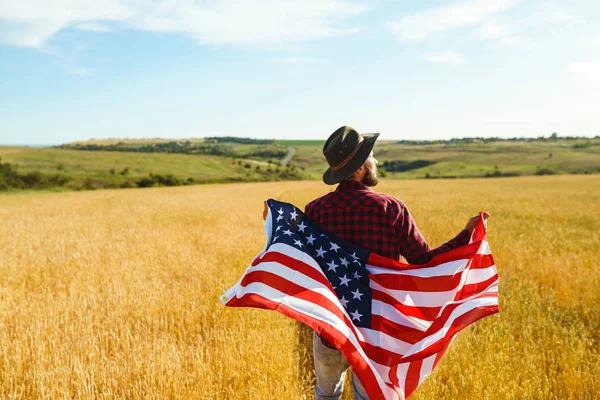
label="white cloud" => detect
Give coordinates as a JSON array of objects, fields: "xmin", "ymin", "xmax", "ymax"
[
  {"xmin": 571, "ymin": 62, "xmax": 600, "ymax": 86},
  {"xmin": 75, "ymin": 22, "xmax": 111, "ymax": 32},
  {"xmin": 389, "ymin": 0, "xmax": 521, "ymax": 42},
  {"xmin": 424, "ymin": 51, "xmax": 463, "ymax": 66},
  {"xmin": 0, "ymin": 0, "xmax": 367, "ymax": 48}
]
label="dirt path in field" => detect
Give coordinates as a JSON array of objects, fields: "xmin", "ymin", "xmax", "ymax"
[{"xmin": 281, "ymin": 147, "xmax": 296, "ymax": 166}]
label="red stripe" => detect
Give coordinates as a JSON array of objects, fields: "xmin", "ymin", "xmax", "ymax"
[
  {"xmin": 469, "ymin": 254, "xmax": 495, "ymax": 270},
  {"xmin": 404, "ymin": 359, "xmax": 423, "ymax": 399},
  {"xmin": 362, "ymin": 342, "xmax": 404, "ymax": 366},
  {"xmin": 371, "ymin": 315, "xmax": 426, "ymax": 345},
  {"xmin": 373, "ymin": 271, "xmax": 463, "ymax": 292},
  {"xmin": 372, "ymin": 289, "xmax": 441, "ymax": 321},
  {"xmin": 367, "ymin": 240, "xmax": 482, "ymax": 270}
]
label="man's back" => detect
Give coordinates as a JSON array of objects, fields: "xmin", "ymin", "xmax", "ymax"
[
  {"xmin": 305, "ymin": 180, "xmax": 403, "ymax": 260},
  {"xmin": 305, "ymin": 180, "xmax": 470, "ymax": 264}
]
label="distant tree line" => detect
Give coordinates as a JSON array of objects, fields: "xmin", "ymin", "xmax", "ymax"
[
  {"xmin": 205, "ymin": 136, "xmax": 274, "ymax": 144},
  {"xmin": 395, "ymin": 133, "xmax": 600, "ymax": 145},
  {"xmin": 58, "ymin": 141, "xmax": 287, "ymax": 159},
  {"xmin": 381, "ymin": 159, "xmax": 436, "ymax": 172}
]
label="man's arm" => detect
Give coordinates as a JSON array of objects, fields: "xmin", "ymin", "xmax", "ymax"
[{"xmin": 397, "ymin": 205, "xmax": 489, "ymax": 264}]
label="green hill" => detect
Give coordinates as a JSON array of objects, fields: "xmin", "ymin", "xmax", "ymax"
[{"xmin": 1, "ymin": 136, "xmax": 599, "ymax": 191}]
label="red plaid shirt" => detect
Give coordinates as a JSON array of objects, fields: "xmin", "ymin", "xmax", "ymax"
[{"xmin": 304, "ymin": 180, "xmax": 470, "ymax": 264}]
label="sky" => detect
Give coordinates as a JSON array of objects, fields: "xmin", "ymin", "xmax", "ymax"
[{"xmin": 1, "ymin": 0, "xmax": 599, "ymax": 145}]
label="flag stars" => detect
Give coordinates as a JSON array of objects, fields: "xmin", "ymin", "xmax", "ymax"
[
  {"xmin": 278, "ymin": 207, "xmax": 284, "ymax": 215},
  {"xmin": 339, "ymin": 296, "xmax": 349, "ymax": 308},
  {"xmin": 283, "ymin": 229, "xmax": 293, "ymax": 236},
  {"xmin": 350, "ymin": 309, "xmax": 363, "ymax": 322},
  {"xmin": 297, "ymin": 221, "xmax": 307, "ymax": 233},
  {"xmin": 329, "ymin": 243, "xmax": 340, "ymax": 253},
  {"xmin": 350, "ymin": 252, "xmax": 359, "ymax": 260},
  {"xmin": 326, "ymin": 260, "xmax": 339, "ymax": 272},
  {"xmin": 339, "ymin": 274, "xmax": 351, "ymax": 287},
  {"xmin": 276, "ymin": 214, "xmax": 284, "ymax": 222},
  {"xmin": 306, "ymin": 234, "xmax": 316, "ymax": 245},
  {"xmin": 352, "ymin": 271, "xmax": 361, "ymax": 280},
  {"xmin": 293, "ymin": 239, "xmax": 303, "ymax": 248},
  {"xmin": 340, "ymin": 257, "xmax": 349, "ymax": 267},
  {"xmin": 316, "ymin": 247, "xmax": 327, "ymax": 258},
  {"xmin": 290, "ymin": 209, "xmax": 298, "ymax": 220},
  {"xmin": 351, "ymin": 288, "xmax": 363, "ymax": 300}
]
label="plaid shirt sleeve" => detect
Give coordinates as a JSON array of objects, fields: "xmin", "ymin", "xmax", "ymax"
[{"xmin": 395, "ymin": 203, "xmax": 471, "ymax": 265}]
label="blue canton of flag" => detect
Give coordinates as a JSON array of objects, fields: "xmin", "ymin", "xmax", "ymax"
[{"xmin": 269, "ymin": 200, "xmax": 372, "ymax": 328}]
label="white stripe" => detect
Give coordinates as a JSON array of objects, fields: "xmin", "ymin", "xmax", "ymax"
[
  {"xmin": 395, "ymin": 362, "xmax": 409, "ymax": 397},
  {"xmin": 402, "ymin": 295, "xmax": 499, "ymax": 358},
  {"xmin": 371, "ymin": 280, "xmax": 459, "ymax": 308},
  {"xmin": 418, "ymin": 354, "xmax": 436, "ymax": 385},
  {"xmin": 268, "ymin": 242, "xmax": 324, "ymax": 273},
  {"xmin": 372, "ymin": 300, "xmax": 430, "ymax": 332},
  {"xmin": 477, "ymin": 240, "xmax": 491, "ymax": 255},
  {"xmin": 465, "ymin": 266, "xmax": 497, "ymax": 285},
  {"xmin": 232, "ymin": 280, "xmax": 401, "ymax": 400},
  {"xmin": 367, "ymin": 258, "xmax": 469, "ymax": 278},
  {"xmin": 358, "ymin": 327, "xmax": 413, "ymax": 356},
  {"xmin": 370, "ymin": 359, "xmax": 393, "ymax": 385}
]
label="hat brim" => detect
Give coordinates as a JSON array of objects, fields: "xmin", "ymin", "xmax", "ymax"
[{"xmin": 322, "ymin": 133, "xmax": 380, "ymax": 185}]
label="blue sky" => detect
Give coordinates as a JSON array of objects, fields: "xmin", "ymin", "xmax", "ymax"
[{"xmin": 1, "ymin": 0, "xmax": 599, "ymax": 145}]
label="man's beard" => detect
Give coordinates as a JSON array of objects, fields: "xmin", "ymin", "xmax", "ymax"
[{"xmin": 362, "ymin": 163, "xmax": 379, "ymax": 187}]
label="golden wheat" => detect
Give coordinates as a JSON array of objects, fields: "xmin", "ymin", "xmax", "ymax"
[{"xmin": 0, "ymin": 176, "xmax": 598, "ymax": 399}]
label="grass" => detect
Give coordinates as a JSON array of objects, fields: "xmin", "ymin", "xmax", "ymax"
[
  {"xmin": 0, "ymin": 175, "xmax": 598, "ymax": 399},
  {"xmin": 0, "ymin": 147, "xmax": 311, "ymax": 190}
]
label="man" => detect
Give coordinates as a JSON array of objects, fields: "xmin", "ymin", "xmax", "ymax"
[{"xmin": 303, "ymin": 126, "xmax": 489, "ymax": 400}]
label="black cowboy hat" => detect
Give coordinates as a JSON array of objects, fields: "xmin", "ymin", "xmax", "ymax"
[{"xmin": 322, "ymin": 126, "xmax": 380, "ymax": 185}]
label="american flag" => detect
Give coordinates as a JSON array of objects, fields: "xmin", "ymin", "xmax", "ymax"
[{"xmin": 220, "ymin": 199, "xmax": 499, "ymax": 399}]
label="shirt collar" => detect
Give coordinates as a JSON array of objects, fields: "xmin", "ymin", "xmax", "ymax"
[{"xmin": 336, "ymin": 180, "xmax": 374, "ymax": 192}]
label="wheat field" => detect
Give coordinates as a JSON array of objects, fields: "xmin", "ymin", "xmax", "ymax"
[{"xmin": 0, "ymin": 176, "xmax": 598, "ymax": 399}]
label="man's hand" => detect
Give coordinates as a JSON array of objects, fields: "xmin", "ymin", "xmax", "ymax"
[
  {"xmin": 263, "ymin": 201, "xmax": 268, "ymax": 221},
  {"xmin": 464, "ymin": 211, "xmax": 490, "ymax": 234}
]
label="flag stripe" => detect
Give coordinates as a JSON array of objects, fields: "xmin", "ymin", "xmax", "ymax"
[
  {"xmin": 369, "ymin": 254, "xmax": 494, "ymax": 282},
  {"xmin": 370, "ymin": 315, "xmax": 428, "ymax": 345},
  {"xmin": 372, "ymin": 298, "xmax": 431, "ymax": 331},
  {"xmin": 372, "ymin": 290, "xmax": 441, "ymax": 321},
  {"xmin": 371, "ymin": 279, "xmax": 465, "ymax": 308},
  {"xmin": 404, "ymin": 359, "xmax": 423, "ymax": 398},
  {"xmin": 460, "ymin": 275, "xmax": 499, "ymax": 299},
  {"xmin": 367, "ymin": 241, "xmax": 482, "ymax": 270}
]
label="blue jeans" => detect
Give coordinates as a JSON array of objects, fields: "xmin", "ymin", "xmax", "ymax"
[{"xmin": 313, "ymin": 332, "xmax": 369, "ymax": 400}]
